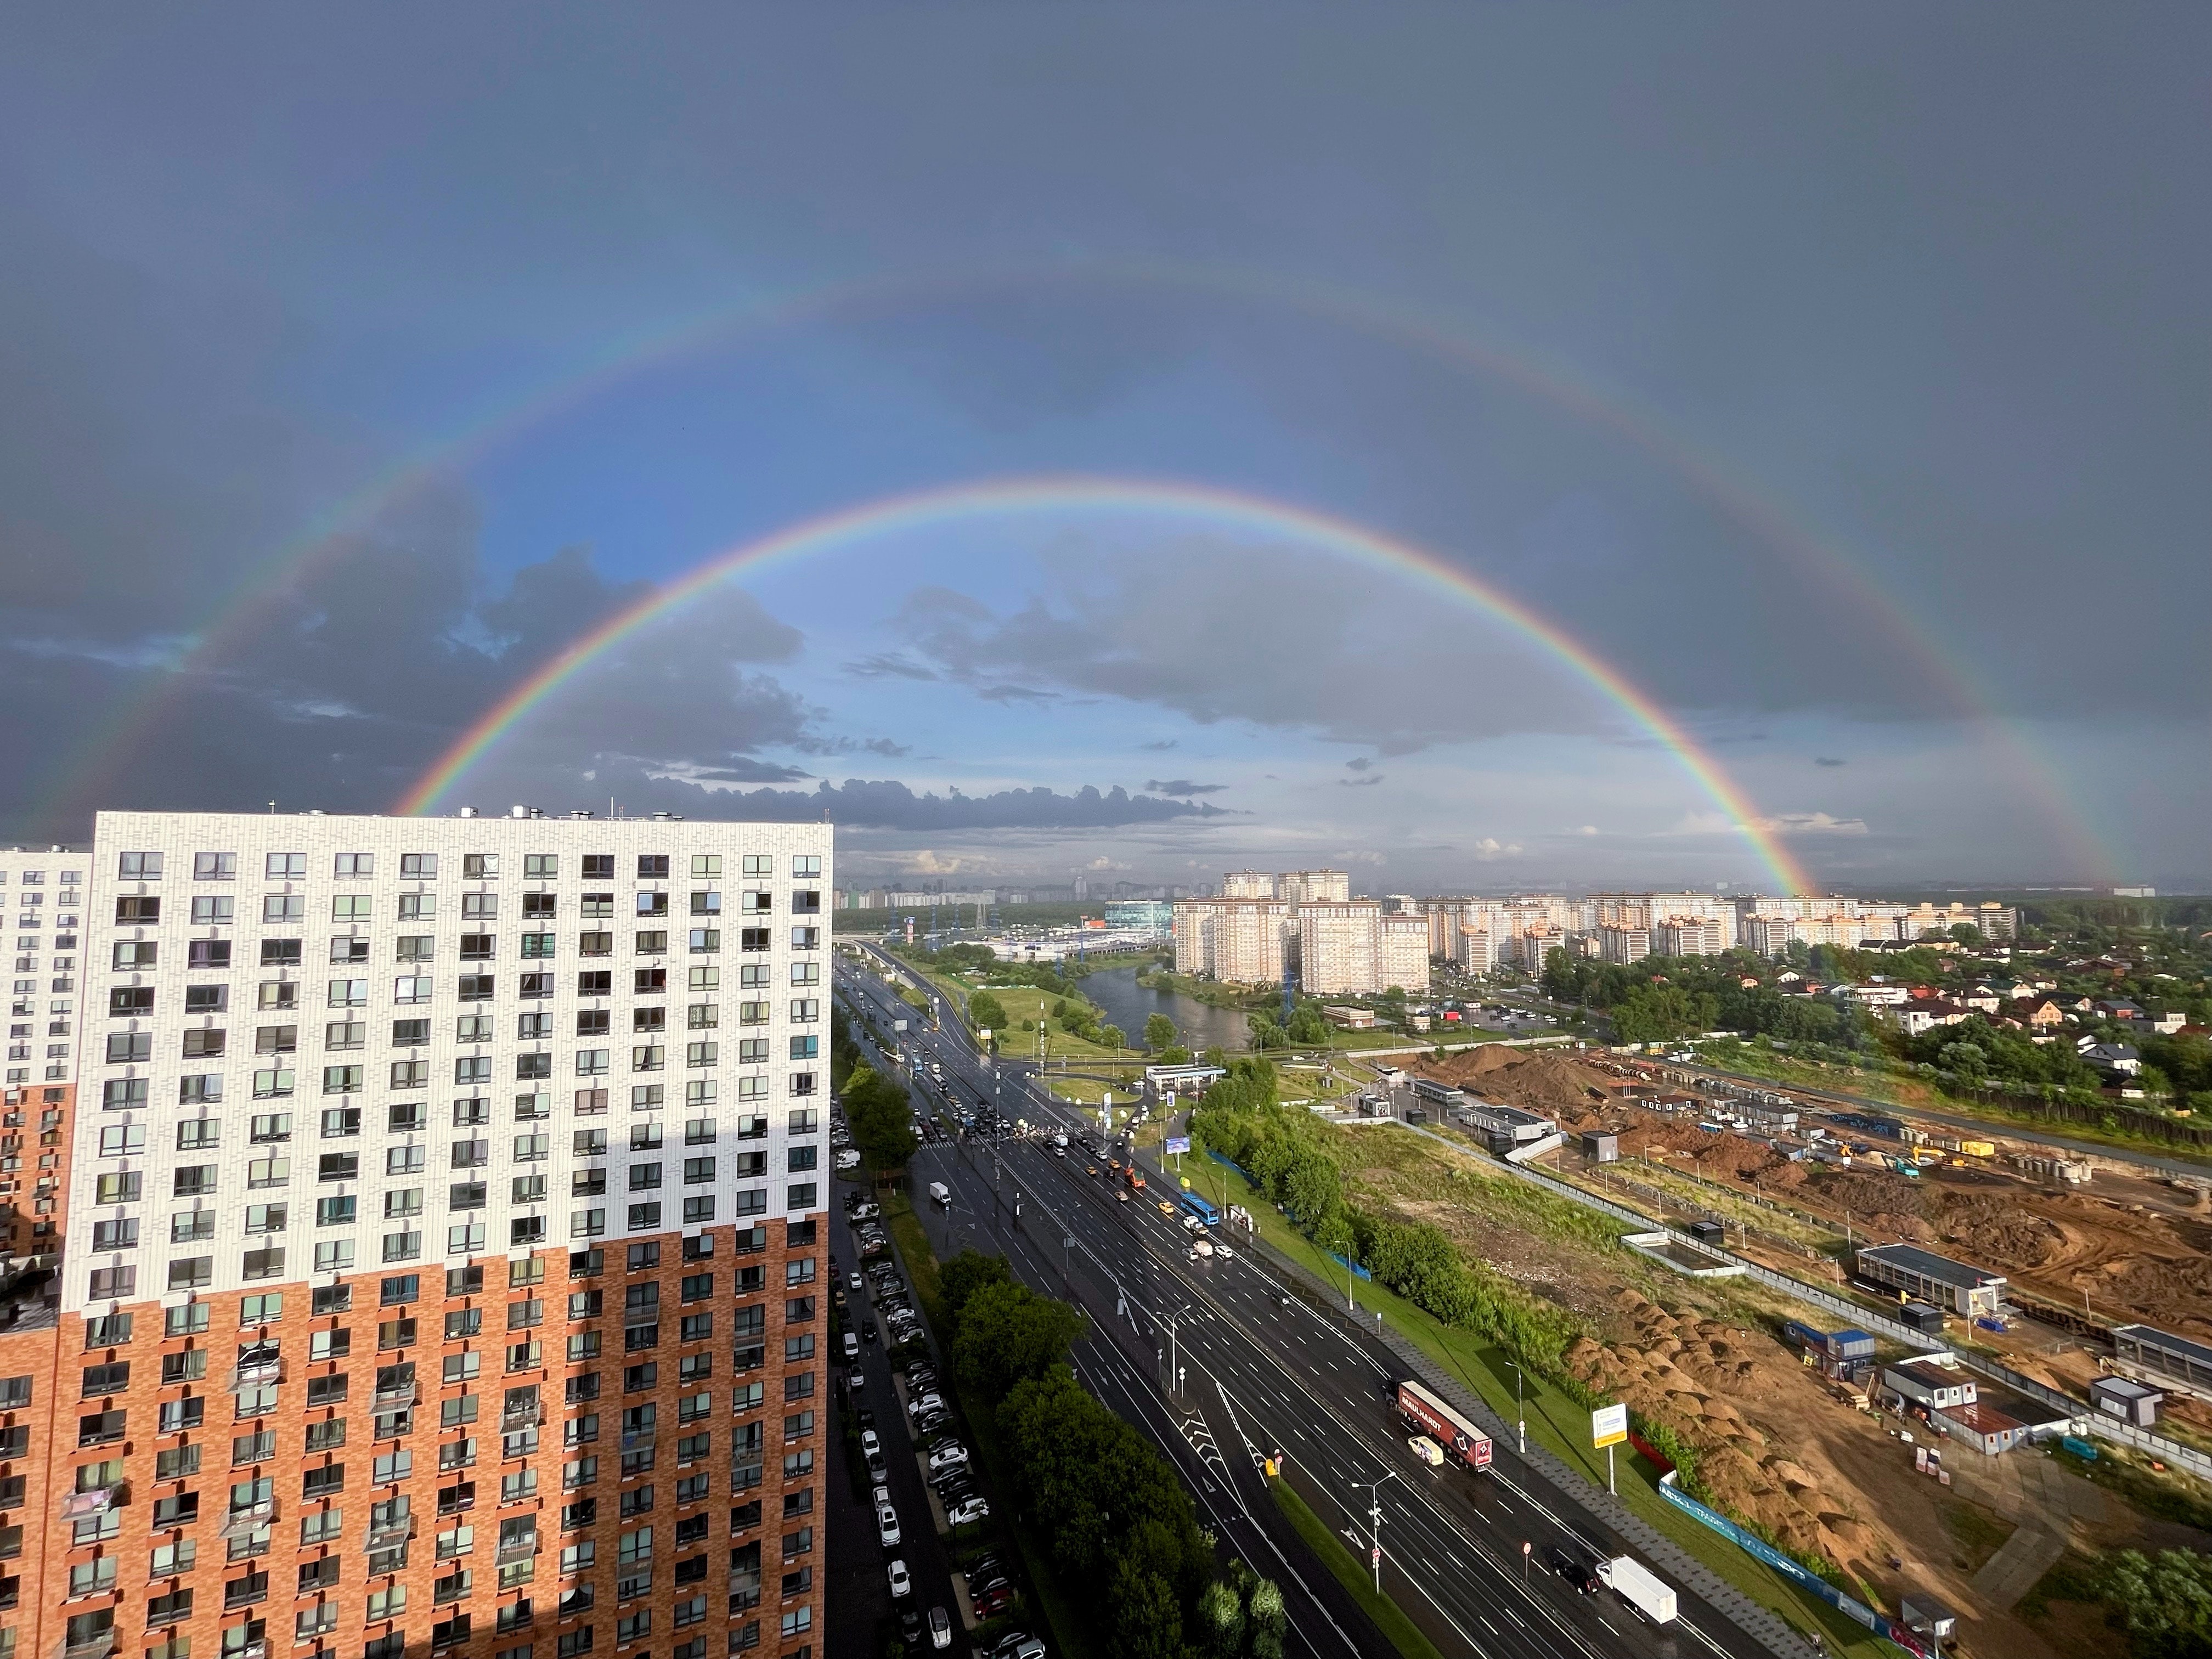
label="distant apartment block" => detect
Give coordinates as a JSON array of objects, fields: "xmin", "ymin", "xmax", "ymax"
[{"xmin": 1296, "ymin": 901, "xmax": 1381, "ymax": 996}]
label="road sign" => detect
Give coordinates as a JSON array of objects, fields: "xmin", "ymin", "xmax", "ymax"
[{"xmin": 1592, "ymin": 1403, "xmax": 1629, "ymax": 1448}]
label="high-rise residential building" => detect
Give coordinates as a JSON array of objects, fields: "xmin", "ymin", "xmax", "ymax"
[
  {"xmin": 1218, "ymin": 871, "xmax": 1278, "ymax": 900},
  {"xmin": 1171, "ymin": 899, "xmax": 1290, "ymax": 984},
  {"xmin": 1596, "ymin": 926, "xmax": 1651, "ymax": 965},
  {"xmin": 1451, "ymin": 929, "xmax": 1494, "ymax": 974},
  {"xmin": 1274, "ymin": 870, "xmax": 1350, "ymax": 906},
  {"xmin": 4, "ymin": 845, "xmax": 89, "ymax": 1088},
  {"xmin": 1652, "ymin": 917, "xmax": 1726, "ymax": 957},
  {"xmin": 1377, "ymin": 916, "xmax": 1431, "ymax": 994},
  {"xmin": 37, "ymin": 809, "xmax": 831, "ymax": 1659},
  {"xmin": 1295, "ymin": 901, "xmax": 1381, "ymax": 996}
]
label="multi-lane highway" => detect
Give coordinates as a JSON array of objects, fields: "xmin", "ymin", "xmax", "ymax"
[{"xmin": 836, "ymin": 951, "xmax": 1796, "ymax": 1659}]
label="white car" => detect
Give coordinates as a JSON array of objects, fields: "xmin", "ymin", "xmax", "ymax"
[
  {"xmin": 909, "ymin": 1391, "xmax": 944, "ymax": 1419},
  {"xmin": 872, "ymin": 1483, "xmax": 892, "ymax": 1509},
  {"xmin": 1213, "ymin": 1243, "xmax": 1235, "ymax": 1260},
  {"xmin": 849, "ymin": 1272, "xmax": 864, "ymax": 1294},
  {"xmin": 946, "ymin": 1496, "xmax": 990, "ymax": 1526},
  {"xmin": 877, "ymin": 1504, "xmax": 902, "ymax": 1547},
  {"xmin": 888, "ymin": 1559, "xmax": 912, "ymax": 1599},
  {"xmin": 926, "ymin": 1443, "xmax": 970, "ymax": 1474},
  {"xmin": 860, "ymin": 1429, "xmax": 881, "ymax": 1458},
  {"xmin": 928, "ymin": 1606, "xmax": 952, "ymax": 1650}
]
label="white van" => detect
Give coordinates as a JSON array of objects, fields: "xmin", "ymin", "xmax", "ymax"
[{"xmin": 928, "ymin": 1182, "xmax": 951, "ymax": 1206}]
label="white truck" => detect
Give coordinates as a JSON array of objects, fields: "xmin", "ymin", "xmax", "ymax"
[
  {"xmin": 928, "ymin": 1182, "xmax": 950, "ymax": 1206},
  {"xmin": 1596, "ymin": 1556, "xmax": 1677, "ymax": 1624}
]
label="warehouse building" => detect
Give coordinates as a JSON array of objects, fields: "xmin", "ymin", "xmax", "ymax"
[{"xmin": 1856, "ymin": 1243, "xmax": 2006, "ymax": 1318}]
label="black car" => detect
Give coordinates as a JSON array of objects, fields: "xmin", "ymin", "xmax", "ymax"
[{"xmin": 1548, "ymin": 1548, "xmax": 1601, "ymax": 1594}]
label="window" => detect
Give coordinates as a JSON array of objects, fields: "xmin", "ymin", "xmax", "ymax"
[
  {"xmin": 396, "ymin": 976, "xmax": 433, "ymax": 1005},
  {"xmin": 262, "ymin": 894, "xmax": 304, "ymax": 924},
  {"xmin": 461, "ymin": 934, "xmax": 494, "ymax": 961},
  {"xmin": 460, "ymin": 973, "xmax": 494, "ymax": 1001},
  {"xmin": 194, "ymin": 851, "xmax": 237, "ymax": 879},
  {"xmin": 190, "ymin": 894, "xmax": 234, "ymax": 924},
  {"xmin": 105, "ymin": 1030, "xmax": 151, "ymax": 1064},
  {"xmin": 332, "ymin": 895, "xmax": 373, "ymax": 922},
  {"xmin": 259, "ymin": 939, "xmax": 301, "ymax": 967}
]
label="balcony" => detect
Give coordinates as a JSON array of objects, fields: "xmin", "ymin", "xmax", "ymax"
[
  {"xmin": 218, "ymin": 1499, "xmax": 277, "ymax": 1540},
  {"xmin": 618, "ymin": 1428, "xmax": 654, "ymax": 1452},
  {"xmin": 501, "ymin": 1400, "xmax": 543, "ymax": 1430},
  {"xmin": 50, "ymin": 1632, "xmax": 116, "ymax": 1659},
  {"xmin": 495, "ymin": 1533, "xmax": 539, "ymax": 1565},
  {"xmin": 365, "ymin": 1515, "xmax": 414, "ymax": 1549},
  {"xmin": 231, "ymin": 1643, "xmax": 268, "ymax": 1659},
  {"xmin": 58, "ymin": 1481, "xmax": 124, "ymax": 1521},
  {"xmin": 372, "ymin": 1378, "xmax": 417, "ymax": 1407},
  {"xmin": 228, "ymin": 1346, "xmax": 284, "ymax": 1391}
]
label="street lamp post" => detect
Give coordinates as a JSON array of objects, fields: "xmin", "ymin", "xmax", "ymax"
[
  {"xmin": 1350, "ymin": 1471, "xmax": 1398, "ymax": 1595},
  {"xmin": 1504, "ymin": 1361, "xmax": 1526, "ymax": 1455}
]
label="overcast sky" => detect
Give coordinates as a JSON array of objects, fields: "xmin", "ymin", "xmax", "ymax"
[{"xmin": 2, "ymin": 4, "xmax": 2203, "ymax": 893}]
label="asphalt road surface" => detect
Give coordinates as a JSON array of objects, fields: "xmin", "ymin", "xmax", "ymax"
[{"xmin": 837, "ymin": 955, "xmax": 1786, "ymax": 1659}]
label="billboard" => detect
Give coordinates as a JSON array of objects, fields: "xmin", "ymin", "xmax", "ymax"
[
  {"xmin": 1592, "ymin": 1403, "xmax": 1629, "ymax": 1448},
  {"xmin": 1164, "ymin": 1136, "xmax": 1192, "ymax": 1154}
]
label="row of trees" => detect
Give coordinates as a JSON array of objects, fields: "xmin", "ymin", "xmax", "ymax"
[
  {"xmin": 837, "ymin": 1060, "xmax": 917, "ymax": 1173},
  {"xmin": 933, "ymin": 1251, "xmax": 1282, "ymax": 1658},
  {"xmin": 1190, "ymin": 1060, "xmax": 1578, "ymax": 1372}
]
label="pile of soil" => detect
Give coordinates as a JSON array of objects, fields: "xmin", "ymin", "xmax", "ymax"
[
  {"xmin": 1567, "ymin": 1290, "xmax": 1895, "ymax": 1579},
  {"xmin": 1408, "ymin": 1048, "xmax": 1616, "ymax": 1125}
]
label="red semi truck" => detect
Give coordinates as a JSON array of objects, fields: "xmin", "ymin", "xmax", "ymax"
[{"xmin": 1396, "ymin": 1379, "xmax": 1494, "ymax": 1471}]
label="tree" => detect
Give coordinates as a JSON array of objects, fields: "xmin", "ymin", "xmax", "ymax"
[
  {"xmin": 1144, "ymin": 1013, "xmax": 1178, "ymax": 1052},
  {"xmin": 840, "ymin": 1064, "xmax": 917, "ymax": 1173},
  {"xmin": 937, "ymin": 1250, "xmax": 1014, "ymax": 1335},
  {"xmin": 2101, "ymin": 1549, "xmax": 2212, "ymax": 1658},
  {"xmin": 1099, "ymin": 1023, "xmax": 1125, "ymax": 1050},
  {"xmin": 952, "ymin": 1280, "xmax": 1088, "ymax": 1397},
  {"xmin": 968, "ymin": 990, "xmax": 1007, "ymax": 1032}
]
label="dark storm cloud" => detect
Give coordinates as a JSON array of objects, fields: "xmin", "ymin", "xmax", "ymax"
[
  {"xmin": 1815, "ymin": 757, "xmax": 1847, "ymax": 768},
  {"xmin": 1345, "ymin": 758, "xmax": 1374, "ymax": 772},
  {"xmin": 523, "ymin": 768, "xmax": 1233, "ymax": 831},
  {"xmin": 1144, "ymin": 780, "xmax": 1227, "ymax": 797},
  {"xmin": 891, "ymin": 545, "xmax": 1597, "ymax": 752},
  {"xmin": 692, "ymin": 762, "xmax": 815, "ymax": 784}
]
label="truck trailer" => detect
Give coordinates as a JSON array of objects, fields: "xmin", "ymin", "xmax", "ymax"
[
  {"xmin": 1596, "ymin": 1556, "xmax": 1677, "ymax": 1624},
  {"xmin": 1393, "ymin": 1379, "xmax": 1493, "ymax": 1471}
]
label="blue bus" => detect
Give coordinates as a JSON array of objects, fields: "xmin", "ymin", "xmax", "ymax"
[{"xmin": 1179, "ymin": 1191, "xmax": 1220, "ymax": 1228}]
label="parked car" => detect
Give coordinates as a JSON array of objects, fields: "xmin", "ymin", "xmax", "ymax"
[
  {"xmin": 842, "ymin": 1331, "xmax": 860, "ymax": 1360},
  {"xmin": 859, "ymin": 1429, "xmax": 881, "ymax": 1458},
  {"xmin": 877, "ymin": 1504, "xmax": 901, "ymax": 1547},
  {"xmin": 848, "ymin": 1272, "xmax": 864, "ymax": 1294},
  {"xmin": 928, "ymin": 1606, "xmax": 952, "ymax": 1650},
  {"xmin": 946, "ymin": 1496, "xmax": 991, "ymax": 1526},
  {"xmin": 926, "ymin": 1443, "xmax": 970, "ymax": 1474},
  {"xmin": 909, "ymin": 1391, "xmax": 945, "ymax": 1419},
  {"xmin": 993, "ymin": 1632, "xmax": 1046, "ymax": 1659},
  {"xmin": 887, "ymin": 1559, "xmax": 912, "ymax": 1599}
]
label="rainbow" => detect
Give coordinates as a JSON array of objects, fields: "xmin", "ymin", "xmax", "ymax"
[
  {"xmin": 33, "ymin": 258, "xmax": 2113, "ymax": 881},
  {"xmin": 394, "ymin": 475, "xmax": 1820, "ymax": 894}
]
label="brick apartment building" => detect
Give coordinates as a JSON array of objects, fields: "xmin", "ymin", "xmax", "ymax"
[{"xmin": 0, "ymin": 810, "xmax": 831, "ymax": 1659}]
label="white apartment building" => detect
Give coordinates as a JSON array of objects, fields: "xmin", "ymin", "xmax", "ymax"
[
  {"xmin": 1172, "ymin": 898, "xmax": 1290, "ymax": 984},
  {"xmin": 1378, "ymin": 914, "xmax": 1431, "ymax": 995},
  {"xmin": 1219, "ymin": 871, "xmax": 1279, "ymax": 900},
  {"xmin": 1596, "ymin": 926, "xmax": 1651, "ymax": 965},
  {"xmin": 4, "ymin": 845, "xmax": 89, "ymax": 1087},
  {"xmin": 1296, "ymin": 901, "xmax": 1381, "ymax": 996},
  {"xmin": 1653, "ymin": 916, "xmax": 1728, "ymax": 957},
  {"xmin": 74, "ymin": 809, "xmax": 833, "ymax": 1310},
  {"xmin": 1452, "ymin": 928, "xmax": 1495, "ymax": 974},
  {"xmin": 1276, "ymin": 869, "xmax": 1350, "ymax": 906}
]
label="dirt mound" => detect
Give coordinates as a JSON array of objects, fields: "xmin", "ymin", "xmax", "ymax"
[
  {"xmin": 1566, "ymin": 1293, "xmax": 1895, "ymax": 1577},
  {"xmin": 1410, "ymin": 1048, "xmax": 1616, "ymax": 1124}
]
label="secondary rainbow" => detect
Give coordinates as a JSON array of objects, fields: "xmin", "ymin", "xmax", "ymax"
[
  {"xmin": 35, "ymin": 257, "xmax": 2112, "ymax": 882},
  {"xmin": 395, "ymin": 475, "xmax": 1819, "ymax": 894}
]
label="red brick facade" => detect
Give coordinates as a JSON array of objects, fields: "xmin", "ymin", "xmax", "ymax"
[
  {"xmin": 0, "ymin": 1221, "xmax": 821, "ymax": 1659},
  {"xmin": 0, "ymin": 1083, "xmax": 73, "ymax": 1256}
]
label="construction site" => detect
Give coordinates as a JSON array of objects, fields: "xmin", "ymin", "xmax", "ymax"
[{"xmin": 1346, "ymin": 1043, "xmax": 2212, "ymax": 1655}]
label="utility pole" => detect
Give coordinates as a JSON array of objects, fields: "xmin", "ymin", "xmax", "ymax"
[
  {"xmin": 1350, "ymin": 1471, "xmax": 1398, "ymax": 1595},
  {"xmin": 1160, "ymin": 1303, "xmax": 1192, "ymax": 1397},
  {"xmin": 1505, "ymin": 1360, "xmax": 1526, "ymax": 1455}
]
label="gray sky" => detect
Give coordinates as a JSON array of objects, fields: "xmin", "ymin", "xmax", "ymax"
[{"xmin": 1, "ymin": 3, "xmax": 2203, "ymax": 890}]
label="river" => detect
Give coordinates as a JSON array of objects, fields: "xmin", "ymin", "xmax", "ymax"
[{"xmin": 1078, "ymin": 965, "xmax": 1253, "ymax": 1056}]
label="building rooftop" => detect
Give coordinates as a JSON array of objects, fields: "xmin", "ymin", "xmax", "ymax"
[
  {"xmin": 2113, "ymin": 1324, "xmax": 2212, "ymax": 1370},
  {"xmin": 1859, "ymin": 1242, "xmax": 2007, "ymax": 1290}
]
